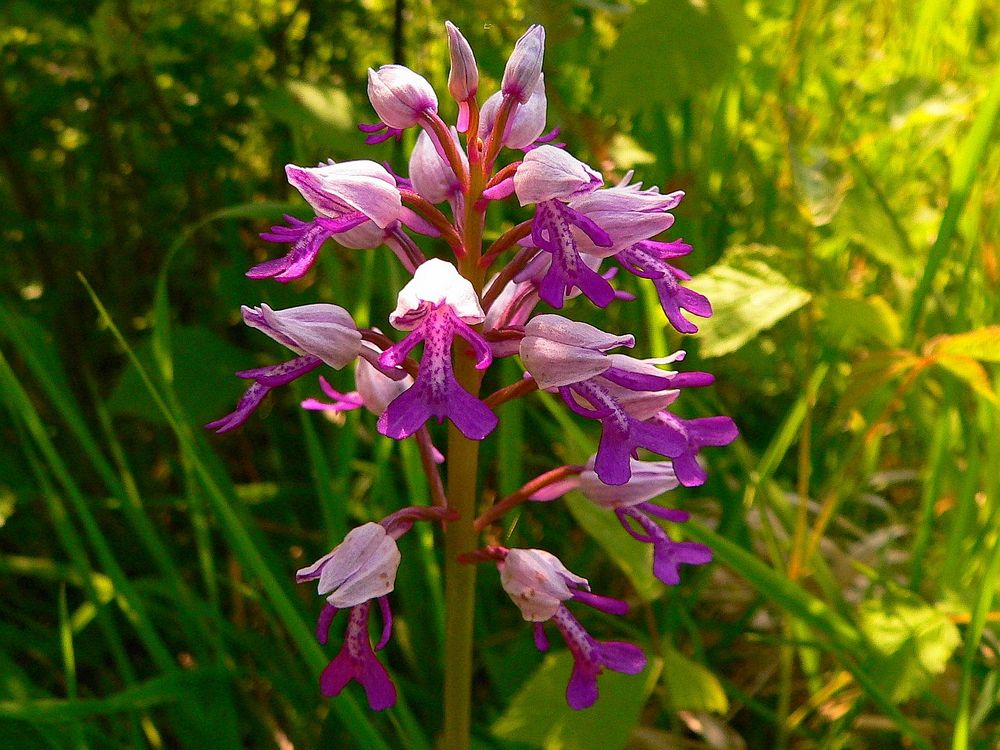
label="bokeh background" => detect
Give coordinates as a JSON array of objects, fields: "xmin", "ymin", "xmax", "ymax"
[{"xmin": 1, "ymin": 0, "xmax": 998, "ymax": 748}]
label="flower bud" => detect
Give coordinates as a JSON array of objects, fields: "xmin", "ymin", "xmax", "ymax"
[
  {"xmin": 501, "ymin": 25, "xmax": 545, "ymax": 102},
  {"xmin": 408, "ymin": 130, "xmax": 466, "ymax": 205},
  {"xmin": 480, "ymin": 76, "xmax": 547, "ymax": 150},
  {"xmin": 242, "ymin": 303, "xmax": 363, "ymax": 369},
  {"xmin": 367, "ymin": 65, "xmax": 438, "ymax": 129},
  {"xmin": 296, "ymin": 522, "xmax": 401, "ymax": 608},
  {"xmin": 446, "ymin": 21, "xmax": 478, "ymax": 102},
  {"xmin": 499, "ymin": 548, "xmax": 588, "ymax": 621}
]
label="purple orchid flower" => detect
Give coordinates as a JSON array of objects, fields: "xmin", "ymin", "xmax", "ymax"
[
  {"xmin": 251, "ymin": 160, "xmax": 403, "ymax": 281},
  {"xmin": 296, "ymin": 522, "xmax": 402, "ymax": 710},
  {"xmin": 616, "ymin": 238, "xmax": 713, "ymax": 334},
  {"xmin": 377, "ymin": 259, "xmax": 498, "ymax": 440},
  {"xmin": 208, "ymin": 303, "xmax": 380, "ymax": 433},
  {"xmin": 497, "ymin": 548, "xmax": 646, "ymax": 710},
  {"xmin": 510, "ymin": 146, "xmax": 618, "ymax": 308}
]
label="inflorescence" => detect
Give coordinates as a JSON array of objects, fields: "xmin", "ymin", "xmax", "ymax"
[{"xmin": 209, "ymin": 21, "xmax": 736, "ymax": 712}]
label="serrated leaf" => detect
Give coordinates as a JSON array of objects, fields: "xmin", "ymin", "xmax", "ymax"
[
  {"xmin": 690, "ymin": 250, "xmax": 812, "ymax": 358},
  {"xmin": 858, "ymin": 590, "xmax": 961, "ymax": 703},
  {"xmin": 927, "ymin": 327, "xmax": 1000, "ymax": 362},
  {"xmin": 492, "ymin": 651, "xmax": 662, "ymax": 750},
  {"xmin": 662, "ymin": 648, "xmax": 728, "ymax": 713},
  {"xmin": 599, "ymin": 0, "xmax": 747, "ymax": 110}
]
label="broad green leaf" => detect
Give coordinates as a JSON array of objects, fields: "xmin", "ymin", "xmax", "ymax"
[
  {"xmin": 928, "ymin": 327, "xmax": 1000, "ymax": 362},
  {"xmin": 599, "ymin": 0, "xmax": 748, "ymax": 110},
  {"xmin": 689, "ymin": 248, "xmax": 812, "ymax": 358},
  {"xmin": 858, "ymin": 590, "xmax": 961, "ymax": 703},
  {"xmin": 932, "ymin": 354, "xmax": 1000, "ymax": 407},
  {"xmin": 107, "ymin": 325, "xmax": 250, "ymax": 425},
  {"xmin": 662, "ymin": 648, "xmax": 728, "ymax": 713},
  {"xmin": 492, "ymin": 652, "xmax": 662, "ymax": 750},
  {"xmin": 818, "ymin": 294, "xmax": 903, "ymax": 347}
]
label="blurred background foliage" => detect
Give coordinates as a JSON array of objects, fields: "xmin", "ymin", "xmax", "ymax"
[{"xmin": 1, "ymin": 0, "xmax": 999, "ymax": 748}]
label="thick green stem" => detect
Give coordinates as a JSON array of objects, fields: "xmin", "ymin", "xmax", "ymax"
[
  {"xmin": 441, "ymin": 158, "xmax": 488, "ymax": 750},
  {"xmin": 442, "ymin": 363, "xmax": 482, "ymax": 750}
]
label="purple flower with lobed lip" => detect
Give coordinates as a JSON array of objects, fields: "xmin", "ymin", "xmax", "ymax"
[
  {"xmin": 536, "ymin": 457, "xmax": 714, "ymax": 586},
  {"xmin": 512, "ymin": 146, "xmax": 617, "ymax": 308},
  {"xmin": 208, "ymin": 302, "xmax": 379, "ymax": 433},
  {"xmin": 520, "ymin": 315, "xmax": 722, "ymax": 484},
  {"xmin": 297, "ymin": 522, "xmax": 403, "ymax": 710},
  {"xmin": 377, "ymin": 259, "xmax": 498, "ymax": 440},
  {"xmin": 617, "ymin": 238, "xmax": 713, "ymax": 333},
  {"xmin": 496, "ymin": 548, "xmax": 646, "ymax": 710},
  {"xmin": 251, "ymin": 161, "xmax": 402, "ymax": 281}
]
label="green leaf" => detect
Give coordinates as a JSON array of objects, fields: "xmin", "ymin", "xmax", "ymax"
[
  {"xmin": 689, "ymin": 247, "xmax": 812, "ymax": 358},
  {"xmin": 818, "ymin": 294, "xmax": 903, "ymax": 348},
  {"xmin": 492, "ymin": 652, "xmax": 662, "ymax": 750},
  {"xmin": 858, "ymin": 590, "xmax": 961, "ymax": 703},
  {"xmin": 107, "ymin": 325, "xmax": 250, "ymax": 425},
  {"xmin": 662, "ymin": 648, "xmax": 728, "ymax": 713},
  {"xmin": 929, "ymin": 327, "xmax": 1000, "ymax": 362},
  {"xmin": 599, "ymin": 0, "xmax": 748, "ymax": 110}
]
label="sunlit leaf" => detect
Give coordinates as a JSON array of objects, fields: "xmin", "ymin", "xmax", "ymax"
[
  {"xmin": 927, "ymin": 327, "xmax": 1000, "ymax": 362},
  {"xmin": 858, "ymin": 590, "xmax": 961, "ymax": 703},
  {"xmin": 492, "ymin": 651, "xmax": 662, "ymax": 750},
  {"xmin": 689, "ymin": 247, "xmax": 812, "ymax": 358},
  {"xmin": 662, "ymin": 647, "xmax": 729, "ymax": 713}
]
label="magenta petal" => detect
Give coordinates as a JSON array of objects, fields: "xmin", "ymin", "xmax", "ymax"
[
  {"xmin": 320, "ymin": 650, "xmax": 355, "ymax": 698},
  {"xmin": 358, "ymin": 653, "xmax": 397, "ymax": 711},
  {"xmin": 376, "ymin": 596, "xmax": 393, "ymax": 650},
  {"xmin": 205, "ymin": 381, "xmax": 269, "ymax": 433},
  {"xmin": 566, "ymin": 660, "xmax": 600, "ymax": 710},
  {"xmin": 572, "ymin": 589, "xmax": 629, "ymax": 616},
  {"xmin": 654, "ymin": 540, "xmax": 712, "ymax": 585},
  {"xmin": 316, "ymin": 603, "xmax": 339, "ymax": 645},
  {"xmin": 598, "ymin": 642, "xmax": 646, "ymax": 674},
  {"xmin": 534, "ymin": 622, "xmax": 550, "ymax": 652}
]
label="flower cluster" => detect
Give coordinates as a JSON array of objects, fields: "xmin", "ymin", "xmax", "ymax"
[{"xmin": 211, "ymin": 23, "xmax": 735, "ymax": 714}]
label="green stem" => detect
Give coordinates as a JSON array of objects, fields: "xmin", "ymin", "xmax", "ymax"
[{"xmin": 441, "ymin": 156, "xmax": 488, "ymax": 750}]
